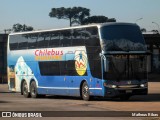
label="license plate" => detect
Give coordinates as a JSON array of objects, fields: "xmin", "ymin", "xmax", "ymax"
[{"xmin": 126, "ymin": 90, "xmax": 132, "ymax": 93}]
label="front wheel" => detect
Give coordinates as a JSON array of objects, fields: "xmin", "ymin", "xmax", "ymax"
[{"xmin": 81, "ymin": 82, "xmax": 90, "ymax": 101}]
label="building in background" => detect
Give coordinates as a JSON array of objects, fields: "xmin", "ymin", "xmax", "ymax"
[
  {"xmin": 0, "ymin": 34, "xmax": 8, "ymax": 83},
  {"xmin": 143, "ymin": 33, "xmax": 160, "ymax": 73}
]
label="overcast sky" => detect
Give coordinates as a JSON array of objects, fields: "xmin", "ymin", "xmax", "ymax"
[{"xmin": 0, "ymin": 0, "xmax": 160, "ymax": 33}]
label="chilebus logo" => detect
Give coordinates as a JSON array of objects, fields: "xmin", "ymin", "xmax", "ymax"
[{"xmin": 75, "ymin": 51, "xmax": 87, "ymax": 76}]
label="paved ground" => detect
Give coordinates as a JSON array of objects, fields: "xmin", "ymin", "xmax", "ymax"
[{"xmin": 0, "ymin": 81, "xmax": 160, "ymax": 120}]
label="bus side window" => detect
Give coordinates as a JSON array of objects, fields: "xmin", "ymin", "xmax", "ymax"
[
  {"xmin": 85, "ymin": 27, "xmax": 101, "ymax": 79},
  {"xmin": 9, "ymin": 35, "xmax": 19, "ymax": 50},
  {"xmin": 72, "ymin": 29, "xmax": 85, "ymax": 46},
  {"xmin": 18, "ymin": 34, "xmax": 28, "ymax": 50},
  {"xmin": 37, "ymin": 32, "xmax": 50, "ymax": 48},
  {"xmin": 60, "ymin": 30, "xmax": 72, "ymax": 47},
  {"xmin": 39, "ymin": 61, "xmax": 60, "ymax": 76},
  {"xmin": 60, "ymin": 61, "xmax": 67, "ymax": 75},
  {"xmin": 27, "ymin": 33, "xmax": 38, "ymax": 49},
  {"xmin": 85, "ymin": 27, "xmax": 100, "ymax": 47},
  {"xmin": 66, "ymin": 60, "xmax": 79, "ymax": 76},
  {"xmin": 89, "ymin": 57, "xmax": 102, "ymax": 79},
  {"xmin": 49, "ymin": 32, "xmax": 60, "ymax": 47}
]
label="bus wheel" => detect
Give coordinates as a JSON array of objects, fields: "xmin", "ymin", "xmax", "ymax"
[
  {"xmin": 30, "ymin": 81, "xmax": 38, "ymax": 98},
  {"xmin": 82, "ymin": 82, "xmax": 90, "ymax": 101},
  {"xmin": 22, "ymin": 81, "xmax": 30, "ymax": 98}
]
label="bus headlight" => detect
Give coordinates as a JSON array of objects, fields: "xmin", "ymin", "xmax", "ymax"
[
  {"xmin": 140, "ymin": 83, "xmax": 147, "ymax": 88},
  {"xmin": 104, "ymin": 83, "xmax": 117, "ymax": 88},
  {"xmin": 112, "ymin": 85, "xmax": 117, "ymax": 88}
]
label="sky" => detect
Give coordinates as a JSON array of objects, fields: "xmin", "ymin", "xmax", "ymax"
[{"xmin": 0, "ymin": 0, "xmax": 160, "ymax": 33}]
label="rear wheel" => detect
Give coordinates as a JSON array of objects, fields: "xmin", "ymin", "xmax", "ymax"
[
  {"xmin": 30, "ymin": 81, "xmax": 39, "ymax": 98},
  {"xmin": 81, "ymin": 82, "xmax": 90, "ymax": 101},
  {"xmin": 22, "ymin": 81, "xmax": 30, "ymax": 98}
]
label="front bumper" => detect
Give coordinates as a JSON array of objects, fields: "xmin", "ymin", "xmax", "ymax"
[{"xmin": 104, "ymin": 87, "xmax": 148, "ymax": 98}]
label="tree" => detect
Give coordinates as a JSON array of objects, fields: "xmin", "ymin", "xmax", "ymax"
[
  {"xmin": 49, "ymin": 7, "xmax": 90, "ymax": 26},
  {"xmin": 49, "ymin": 6, "xmax": 116, "ymax": 26},
  {"xmin": 82, "ymin": 16, "xmax": 116, "ymax": 25},
  {"xmin": 151, "ymin": 30, "xmax": 159, "ymax": 34},
  {"xmin": 141, "ymin": 28, "xmax": 147, "ymax": 33},
  {"xmin": 12, "ymin": 23, "xmax": 34, "ymax": 32},
  {"xmin": 107, "ymin": 18, "xmax": 116, "ymax": 22}
]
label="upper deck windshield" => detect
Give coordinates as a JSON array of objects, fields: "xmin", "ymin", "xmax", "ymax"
[{"xmin": 100, "ymin": 24, "xmax": 146, "ymax": 52}]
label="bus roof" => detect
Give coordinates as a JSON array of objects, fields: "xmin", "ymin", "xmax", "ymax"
[{"xmin": 9, "ymin": 22, "xmax": 137, "ymax": 35}]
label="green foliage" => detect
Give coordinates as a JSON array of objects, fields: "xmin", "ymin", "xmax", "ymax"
[
  {"xmin": 12, "ymin": 23, "xmax": 34, "ymax": 32},
  {"xmin": 141, "ymin": 28, "xmax": 147, "ymax": 33},
  {"xmin": 49, "ymin": 7, "xmax": 90, "ymax": 26},
  {"xmin": 151, "ymin": 30, "xmax": 159, "ymax": 34},
  {"xmin": 82, "ymin": 16, "xmax": 116, "ymax": 25},
  {"xmin": 49, "ymin": 7, "xmax": 116, "ymax": 26}
]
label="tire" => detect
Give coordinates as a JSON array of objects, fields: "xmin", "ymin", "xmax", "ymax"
[
  {"xmin": 30, "ymin": 81, "xmax": 39, "ymax": 98},
  {"xmin": 81, "ymin": 82, "xmax": 90, "ymax": 101},
  {"xmin": 22, "ymin": 81, "xmax": 30, "ymax": 98}
]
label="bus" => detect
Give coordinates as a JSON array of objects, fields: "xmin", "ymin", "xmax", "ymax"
[{"xmin": 7, "ymin": 22, "xmax": 148, "ymax": 101}]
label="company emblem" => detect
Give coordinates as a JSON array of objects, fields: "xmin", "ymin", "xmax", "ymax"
[{"xmin": 75, "ymin": 51, "xmax": 87, "ymax": 76}]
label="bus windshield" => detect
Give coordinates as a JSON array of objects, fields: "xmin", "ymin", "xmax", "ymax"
[
  {"xmin": 103, "ymin": 55, "xmax": 147, "ymax": 81},
  {"xmin": 100, "ymin": 24, "xmax": 146, "ymax": 52}
]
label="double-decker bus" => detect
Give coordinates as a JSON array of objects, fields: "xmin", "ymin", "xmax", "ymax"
[{"xmin": 7, "ymin": 23, "xmax": 148, "ymax": 101}]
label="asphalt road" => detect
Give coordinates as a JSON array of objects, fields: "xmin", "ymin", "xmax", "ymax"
[{"xmin": 0, "ymin": 82, "xmax": 160, "ymax": 120}]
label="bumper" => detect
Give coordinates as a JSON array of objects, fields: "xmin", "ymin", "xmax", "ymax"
[{"xmin": 104, "ymin": 87, "xmax": 148, "ymax": 98}]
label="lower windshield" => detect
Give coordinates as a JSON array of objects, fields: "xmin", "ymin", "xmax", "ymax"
[
  {"xmin": 104, "ymin": 55, "xmax": 147, "ymax": 80},
  {"xmin": 100, "ymin": 24, "xmax": 146, "ymax": 51}
]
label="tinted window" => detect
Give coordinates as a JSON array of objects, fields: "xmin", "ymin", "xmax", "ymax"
[
  {"xmin": 9, "ymin": 26, "xmax": 100, "ymax": 51},
  {"xmin": 84, "ymin": 27, "xmax": 101, "ymax": 79},
  {"xmin": 90, "ymin": 59, "xmax": 102, "ymax": 78},
  {"xmin": 67, "ymin": 60, "xmax": 80, "ymax": 76},
  {"xmin": 72, "ymin": 28, "xmax": 85, "ymax": 46},
  {"xmin": 60, "ymin": 61, "xmax": 67, "ymax": 75},
  {"xmin": 60, "ymin": 30, "xmax": 72, "ymax": 47},
  {"xmin": 100, "ymin": 24, "xmax": 146, "ymax": 51},
  {"xmin": 18, "ymin": 35, "xmax": 28, "ymax": 49},
  {"xmin": 27, "ymin": 33, "xmax": 38, "ymax": 49},
  {"xmin": 39, "ymin": 61, "xmax": 87, "ymax": 76},
  {"xmin": 39, "ymin": 61, "xmax": 60, "ymax": 76},
  {"xmin": 49, "ymin": 32, "xmax": 60, "ymax": 47},
  {"xmin": 85, "ymin": 27, "xmax": 100, "ymax": 46},
  {"xmin": 9, "ymin": 35, "xmax": 19, "ymax": 50},
  {"xmin": 37, "ymin": 32, "xmax": 50, "ymax": 48}
]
